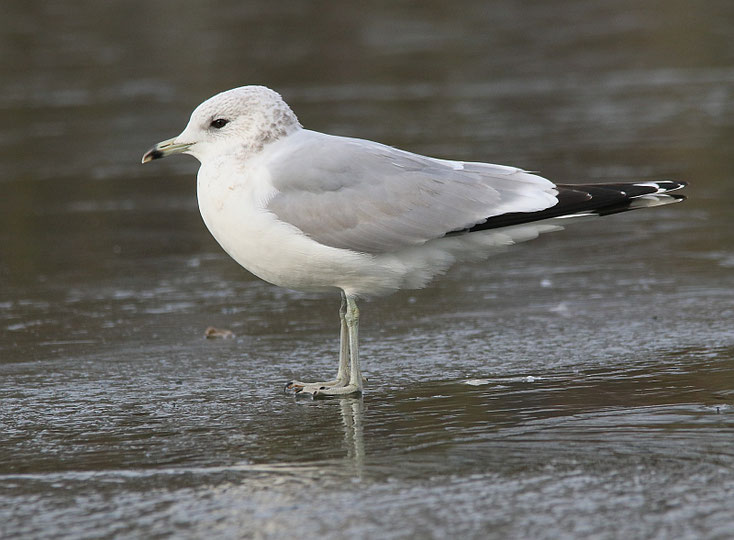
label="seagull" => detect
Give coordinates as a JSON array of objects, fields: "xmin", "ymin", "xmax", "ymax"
[{"xmin": 142, "ymin": 85, "xmax": 686, "ymax": 397}]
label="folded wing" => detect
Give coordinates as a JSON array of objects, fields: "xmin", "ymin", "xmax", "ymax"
[{"xmin": 265, "ymin": 130, "xmax": 558, "ymax": 253}]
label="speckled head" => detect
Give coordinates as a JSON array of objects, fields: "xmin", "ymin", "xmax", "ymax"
[{"xmin": 142, "ymin": 86, "xmax": 301, "ymax": 164}]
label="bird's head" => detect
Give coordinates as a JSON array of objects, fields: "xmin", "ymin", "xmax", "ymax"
[{"xmin": 142, "ymin": 85, "xmax": 300, "ymax": 164}]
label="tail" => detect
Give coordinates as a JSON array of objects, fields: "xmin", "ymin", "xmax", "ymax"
[{"xmin": 468, "ymin": 180, "xmax": 687, "ymax": 232}]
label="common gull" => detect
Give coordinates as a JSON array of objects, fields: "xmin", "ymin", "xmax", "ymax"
[{"xmin": 142, "ymin": 85, "xmax": 686, "ymax": 397}]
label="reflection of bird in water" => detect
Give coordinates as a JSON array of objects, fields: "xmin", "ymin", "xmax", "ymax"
[
  {"xmin": 142, "ymin": 86, "xmax": 687, "ymax": 397},
  {"xmin": 341, "ymin": 398, "xmax": 365, "ymax": 471}
]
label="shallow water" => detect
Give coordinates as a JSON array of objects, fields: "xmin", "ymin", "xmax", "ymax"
[{"xmin": 2, "ymin": 1, "xmax": 734, "ymax": 538}]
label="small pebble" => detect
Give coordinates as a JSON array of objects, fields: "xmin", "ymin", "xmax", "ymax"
[{"xmin": 205, "ymin": 326, "xmax": 235, "ymax": 339}]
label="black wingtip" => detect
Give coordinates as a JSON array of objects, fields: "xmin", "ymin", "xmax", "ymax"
[
  {"xmin": 638, "ymin": 180, "xmax": 688, "ymax": 193},
  {"xmin": 462, "ymin": 179, "xmax": 688, "ymax": 233}
]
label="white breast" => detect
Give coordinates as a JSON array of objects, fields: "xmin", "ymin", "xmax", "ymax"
[{"xmin": 195, "ymin": 158, "xmax": 395, "ymax": 295}]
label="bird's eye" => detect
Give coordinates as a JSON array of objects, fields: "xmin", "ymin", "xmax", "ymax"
[{"xmin": 210, "ymin": 118, "xmax": 229, "ymax": 129}]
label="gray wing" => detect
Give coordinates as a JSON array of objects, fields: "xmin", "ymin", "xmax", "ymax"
[{"xmin": 264, "ymin": 129, "xmax": 558, "ymax": 253}]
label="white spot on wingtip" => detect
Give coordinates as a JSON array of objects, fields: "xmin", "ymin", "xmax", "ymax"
[{"xmin": 634, "ymin": 182, "xmax": 666, "ymax": 194}]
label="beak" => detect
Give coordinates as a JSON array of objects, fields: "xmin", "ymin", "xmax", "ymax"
[{"xmin": 141, "ymin": 137, "xmax": 193, "ymax": 164}]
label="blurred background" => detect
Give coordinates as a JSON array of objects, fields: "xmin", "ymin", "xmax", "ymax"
[{"xmin": 1, "ymin": 1, "xmax": 733, "ymax": 538}]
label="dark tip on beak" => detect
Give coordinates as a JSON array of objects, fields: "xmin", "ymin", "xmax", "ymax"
[
  {"xmin": 141, "ymin": 137, "xmax": 192, "ymax": 164},
  {"xmin": 142, "ymin": 149, "xmax": 163, "ymax": 164}
]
